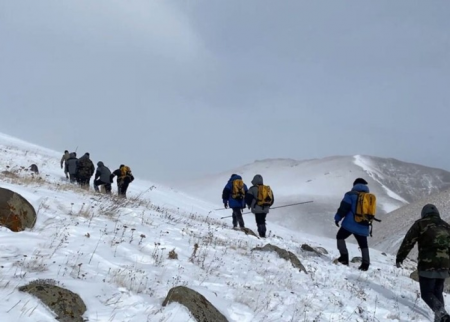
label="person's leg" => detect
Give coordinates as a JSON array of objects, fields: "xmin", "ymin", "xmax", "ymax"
[
  {"xmin": 257, "ymin": 213, "xmax": 267, "ymax": 237},
  {"xmin": 354, "ymin": 234, "xmax": 370, "ymax": 270},
  {"xmin": 255, "ymin": 213, "xmax": 266, "ymax": 237},
  {"xmin": 419, "ymin": 276, "xmax": 447, "ymax": 319},
  {"xmin": 121, "ymin": 183, "xmax": 129, "ymax": 198},
  {"xmin": 433, "ymin": 278, "xmax": 449, "ymax": 320},
  {"xmin": 105, "ymin": 183, "xmax": 112, "ymax": 194},
  {"xmin": 235, "ymin": 208, "xmax": 245, "ymax": 228},
  {"xmin": 94, "ymin": 179, "xmax": 102, "ymax": 192},
  {"xmin": 336, "ymin": 228, "xmax": 352, "ymax": 265},
  {"xmin": 231, "ymin": 208, "xmax": 238, "ymax": 228}
]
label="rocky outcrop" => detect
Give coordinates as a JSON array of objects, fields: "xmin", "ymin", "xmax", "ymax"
[
  {"xmin": 252, "ymin": 243, "xmax": 307, "ymax": 273},
  {"xmin": 19, "ymin": 279, "xmax": 87, "ymax": 322},
  {"xmin": 301, "ymin": 244, "xmax": 328, "ymax": 256},
  {"xmin": 162, "ymin": 286, "xmax": 228, "ymax": 322},
  {"xmin": 0, "ymin": 187, "xmax": 36, "ymax": 232}
]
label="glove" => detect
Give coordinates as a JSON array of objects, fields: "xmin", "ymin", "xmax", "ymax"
[
  {"xmin": 396, "ymin": 261, "xmax": 402, "ymax": 268},
  {"xmin": 335, "ymin": 221, "xmax": 340, "ymax": 227},
  {"xmin": 224, "ymin": 203, "xmax": 228, "ymax": 209}
]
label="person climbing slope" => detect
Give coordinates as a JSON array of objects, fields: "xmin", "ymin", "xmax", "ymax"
[{"xmin": 222, "ymin": 174, "xmax": 248, "ymax": 230}]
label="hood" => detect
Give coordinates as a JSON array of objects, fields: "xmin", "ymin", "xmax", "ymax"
[
  {"xmin": 421, "ymin": 203, "xmax": 440, "ymax": 219},
  {"xmin": 228, "ymin": 174, "xmax": 242, "ymax": 183},
  {"xmin": 351, "ymin": 183, "xmax": 369, "ymax": 193},
  {"xmin": 251, "ymin": 174, "xmax": 263, "ymax": 185},
  {"xmin": 69, "ymin": 153, "xmax": 76, "ymax": 158},
  {"xmin": 97, "ymin": 161, "xmax": 104, "ymax": 167}
]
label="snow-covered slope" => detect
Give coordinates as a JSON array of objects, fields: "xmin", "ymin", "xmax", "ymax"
[
  {"xmin": 372, "ymin": 188, "xmax": 450, "ymax": 259},
  {"xmin": 173, "ymin": 155, "xmax": 450, "ymax": 238},
  {"xmin": 0, "ymin": 133, "xmax": 444, "ymax": 321}
]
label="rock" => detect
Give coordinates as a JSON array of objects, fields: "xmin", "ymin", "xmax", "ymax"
[
  {"xmin": 252, "ymin": 244, "xmax": 307, "ymax": 273},
  {"xmin": 18, "ymin": 279, "xmax": 87, "ymax": 322},
  {"xmin": 351, "ymin": 256, "xmax": 362, "ymax": 263},
  {"xmin": 1, "ymin": 171, "xmax": 19, "ymax": 179},
  {"xmin": 241, "ymin": 227, "xmax": 259, "ymax": 239},
  {"xmin": 315, "ymin": 246, "xmax": 329, "ymax": 255},
  {"xmin": 162, "ymin": 286, "xmax": 228, "ymax": 322},
  {"xmin": 0, "ymin": 187, "xmax": 37, "ymax": 232},
  {"xmin": 301, "ymin": 244, "xmax": 328, "ymax": 256},
  {"xmin": 410, "ymin": 270, "xmax": 450, "ymax": 293}
]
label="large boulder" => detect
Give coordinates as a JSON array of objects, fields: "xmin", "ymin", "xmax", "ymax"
[
  {"xmin": 410, "ymin": 270, "xmax": 450, "ymax": 293},
  {"xmin": 162, "ymin": 286, "xmax": 228, "ymax": 322},
  {"xmin": 252, "ymin": 243, "xmax": 307, "ymax": 273},
  {"xmin": 0, "ymin": 187, "xmax": 36, "ymax": 232},
  {"xmin": 18, "ymin": 279, "xmax": 87, "ymax": 322}
]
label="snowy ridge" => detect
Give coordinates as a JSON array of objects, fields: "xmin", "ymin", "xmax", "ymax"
[
  {"xmin": 0, "ymin": 133, "xmax": 443, "ymax": 321},
  {"xmin": 353, "ymin": 155, "xmax": 408, "ymax": 213}
]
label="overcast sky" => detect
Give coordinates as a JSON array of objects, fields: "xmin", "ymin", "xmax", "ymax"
[{"xmin": 1, "ymin": 1, "xmax": 449, "ymax": 183}]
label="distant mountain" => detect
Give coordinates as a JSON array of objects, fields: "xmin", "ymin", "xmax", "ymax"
[
  {"xmin": 173, "ymin": 155, "xmax": 450, "ymax": 238},
  {"xmin": 372, "ymin": 188, "xmax": 450, "ymax": 258}
]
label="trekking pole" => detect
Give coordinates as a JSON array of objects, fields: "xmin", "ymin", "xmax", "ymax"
[{"xmin": 219, "ymin": 200, "xmax": 314, "ymax": 219}]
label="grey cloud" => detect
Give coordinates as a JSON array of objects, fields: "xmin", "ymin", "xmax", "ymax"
[{"xmin": 1, "ymin": 0, "xmax": 449, "ymax": 183}]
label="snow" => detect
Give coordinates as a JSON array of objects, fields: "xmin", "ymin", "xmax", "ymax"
[
  {"xmin": 353, "ymin": 155, "xmax": 409, "ymax": 213},
  {"xmin": 0, "ymin": 134, "xmax": 443, "ymax": 322}
]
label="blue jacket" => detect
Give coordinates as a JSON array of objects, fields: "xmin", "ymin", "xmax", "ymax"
[
  {"xmin": 222, "ymin": 174, "xmax": 248, "ymax": 209},
  {"xmin": 334, "ymin": 184, "xmax": 371, "ymax": 237}
]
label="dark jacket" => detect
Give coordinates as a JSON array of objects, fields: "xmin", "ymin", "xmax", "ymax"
[
  {"xmin": 222, "ymin": 174, "xmax": 248, "ymax": 209},
  {"xmin": 76, "ymin": 153, "xmax": 95, "ymax": 178},
  {"xmin": 95, "ymin": 162, "xmax": 112, "ymax": 183},
  {"xmin": 245, "ymin": 174, "xmax": 274, "ymax": 214},
  {"xmin": 396, "ymin": 213, "xmax": 450, "ymax": 272},
  {"xmin": 65, "ymin": 153, "xmax": 78, "ymax": 175},
  {"xmin": 334, "ymin": 183, "xmax": 371, "ymax": 237},
  {"xmin": 111, "ymin": 167, "xmax": 134, "ymax": 185}
]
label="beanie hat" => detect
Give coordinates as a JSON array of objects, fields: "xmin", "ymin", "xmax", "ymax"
[
  {"xmin": 353, "ymin": 178, "xmax": 368, "ymax": 186},
  {"xmin": 421, "ymin": 204, "xmax": 440, "ymax": 218}
]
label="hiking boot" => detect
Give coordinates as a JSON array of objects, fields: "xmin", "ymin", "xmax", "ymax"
[
  {"xmin": 358, "ymin": 263, "xmax": 370, "ymax": 271},
  {"xmin": 232, "ymin": 227, "xmax": 239, "ymax": 230},
  {"xmin": 337, "ymin": 254, "xmax": 349, "ymax": 266}
]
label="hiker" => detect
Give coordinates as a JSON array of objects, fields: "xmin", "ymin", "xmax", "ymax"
[
  {"xmin": 245, "ymin": 174, "xmax": 274, "ymax": 237},
  {"xmin": 60, "ymin": 150, "xmax": 70, "ymax": 179},
  {"xmin": 76, "ymin": 153, "xmax": 95, "ymax": 189},
  {"xmin": 334, "ymin": 178, "xmax": 372, "ymax": 271},
  {"xmin": 222, "ymin": 174, "xmax": 248, "ymax": 230},
  {"xmin": 29, "ymin": 164, "xmax": 39, "ymax": 174},
  {"xmin": 110, "ymin": 165, "xmax": 134, "ymax": 198},
  {"xmin": 94, "ymin": 161, "xmax": 112, "ymax": 194},
  {"xmin": 396, "ymin": 204, "xmax": 450, "ymax": 322},
  {"xmin": 65, "ymin": 152, "xmax": 78, "ymax": 183}
]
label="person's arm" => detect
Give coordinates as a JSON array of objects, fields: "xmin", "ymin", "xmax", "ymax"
[
  {"xmin": 396, "ymin": 221, "xmax": 420, "ymax": 264},
  {"xmin": 222, "ymin": 182, "xmax": 231, "ymax": 206},
  {"xmin": 334, "ymin": 193, "xmax": 352, "ymax": 223},
  {"xmin": 245, "ymin": 187, "xmax": 255, "ymax": 208}
]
